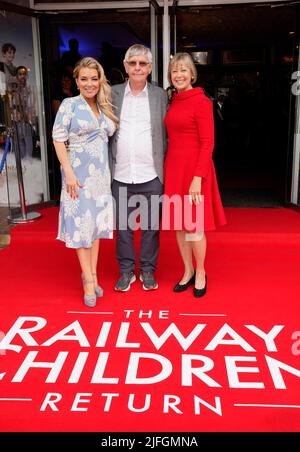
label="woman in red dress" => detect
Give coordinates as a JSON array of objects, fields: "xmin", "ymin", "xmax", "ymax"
[{"xmin": 163, "ymin": 53, "xmax": 226, "ymax": 298}]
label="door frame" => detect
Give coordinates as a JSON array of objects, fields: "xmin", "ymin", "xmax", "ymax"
[{"xmin": 291, "ymin": 45, "xmax": 300, "ymax": 204}]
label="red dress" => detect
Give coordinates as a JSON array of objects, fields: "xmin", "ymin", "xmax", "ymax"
[{"xmin": 163, "ymin": 87, "xmax": 226, "ymax": 231}]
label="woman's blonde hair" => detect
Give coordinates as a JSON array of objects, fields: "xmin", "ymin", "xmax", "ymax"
[
  {"xmin": 73, "ymin": 57, "xmax": 118, "ymax": 126},
  {"xmin": 168, "ymin": 52, "xmax": 197, "ymax": 86}
]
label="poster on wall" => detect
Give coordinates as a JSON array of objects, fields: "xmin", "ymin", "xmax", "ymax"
[{"xmin": 0, "ymin": 10, "xmax": 44, "ymax": 207}]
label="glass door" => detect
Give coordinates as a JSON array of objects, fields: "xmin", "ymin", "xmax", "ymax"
[
  {"xmin": 173, "ymin": 2, "xmax": 298, "ymax": 207},
  {"xmin": 0, "ymin": 5, "xmax": 48, "ymax": 222}
]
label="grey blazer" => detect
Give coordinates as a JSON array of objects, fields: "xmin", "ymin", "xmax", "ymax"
[{"xmin": 109, "ymin": 82, "xmax": 168, "ymax": 184}]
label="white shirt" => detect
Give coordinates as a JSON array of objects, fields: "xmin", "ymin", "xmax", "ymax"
[{"xmin": 114, "ymin": 82, "xmax": 157, "ymax": 184}]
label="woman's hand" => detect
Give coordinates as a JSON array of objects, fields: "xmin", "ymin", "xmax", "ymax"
[
  {"xmin": 65, "ymin": 169, "xmax": 81, "ymax": 199},
  {"xmin": 189, "ymin": 176, "xmax": 202, "ymax": 205}
]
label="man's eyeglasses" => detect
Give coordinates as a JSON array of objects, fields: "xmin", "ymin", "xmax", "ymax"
[{"xmin": 126, "ymin": 60, "xmax": 150, "ymax": 68}]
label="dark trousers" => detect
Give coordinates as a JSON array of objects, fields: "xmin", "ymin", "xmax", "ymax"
[{"xmin": 112, "ymin": 177, "xmax": 164, "ymax": 273}]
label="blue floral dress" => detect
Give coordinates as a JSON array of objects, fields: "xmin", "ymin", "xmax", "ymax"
[{"xmin": 52, "ymin": 95, "xmax": 115, "ymax": 248}]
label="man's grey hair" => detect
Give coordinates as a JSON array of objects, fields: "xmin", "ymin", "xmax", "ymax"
[{"xmin": 124, "ymin": 44, "xmax": 152, "ymax": 64}]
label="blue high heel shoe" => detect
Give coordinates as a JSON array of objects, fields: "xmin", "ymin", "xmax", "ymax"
[
  {"xmin": 92, "ymin": 273, "xmax": 104, "ymax": 298},
  {"xmin": 82, "ymin": 273, "xmax": 103, "ymax": 298},
  {"xmin": 83, "ymin": 279, "xmax": 97, "ymax": 308}
]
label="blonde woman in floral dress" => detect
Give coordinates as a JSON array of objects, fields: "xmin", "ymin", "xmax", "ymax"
[{"xmin": 52, "ymin": 57, "xmax": 118, "ymax": 307}]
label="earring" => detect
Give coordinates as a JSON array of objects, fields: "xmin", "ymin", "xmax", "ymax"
[{"xmin": 191, "ymin": 76, "xmax": 194, "ymax": 82}]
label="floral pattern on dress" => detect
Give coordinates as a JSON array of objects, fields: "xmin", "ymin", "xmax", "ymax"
[
  {"xmin": 73, "ymin": 209, "xmax": 95, "ymax": 245},
  {"xmin": 52, "ymin": 95, "xmax": 115, "ymax": 248},
  {"xmin": 62, "ymin": 192, "xmax": 80, "ymax": 218}
]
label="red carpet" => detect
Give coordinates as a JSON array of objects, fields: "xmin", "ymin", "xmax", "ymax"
[{"xmin": 0, "ymin": 206, "xmax": 300, "ymax": 432}]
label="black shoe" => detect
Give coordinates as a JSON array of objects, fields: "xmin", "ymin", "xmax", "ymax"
[
  {"xmin": 193, "ymin": 275, "xmax": 207, "ymax": 298},
  {"xmin": 173, "ymin": 273, "xmax": 195, "ymax": 293}
]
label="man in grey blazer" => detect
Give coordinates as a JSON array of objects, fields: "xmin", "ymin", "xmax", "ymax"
[{"xmin": 110, "ymin": 44, "xmax": 168, "ymax": 292}]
